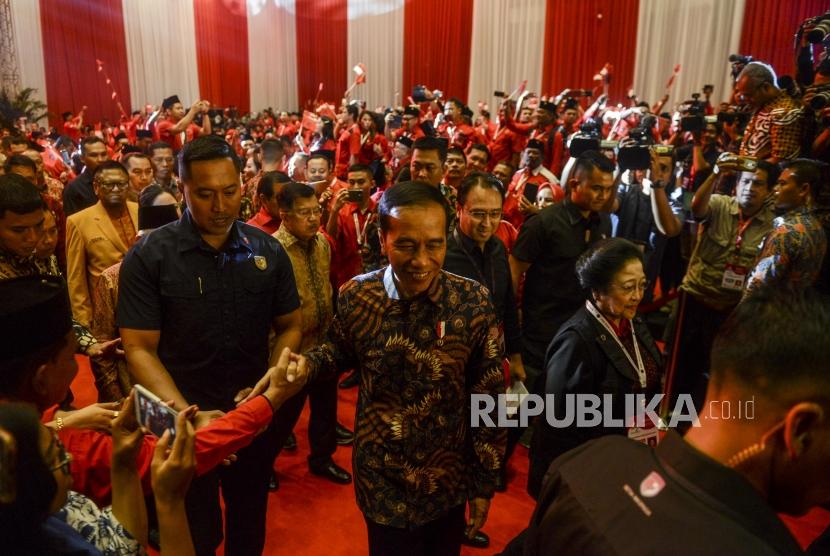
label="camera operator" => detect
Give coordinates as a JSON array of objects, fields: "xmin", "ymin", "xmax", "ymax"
[
  {"xmin": 735, "ymin": 61, "xmax": 804, "ymax": 163},
  {"xmin": 801, "ymin": 58, "xmax": 830, "ymax": 161}
]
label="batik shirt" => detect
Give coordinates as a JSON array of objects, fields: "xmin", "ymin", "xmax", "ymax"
[
  {"xmin": 740, "ymin": 92, "xmax": 803, "ymax": 160},
  {"xmin": 55, "ymin": 490, "xmax": 141, "ymax": 555},
  {"xmin": 0, "ymin": 251, "xmax": 98, "ymax": 354},
  {"xmin": 744, "ymin": 206, "xmax": 828, "ymax": 296},
  {"xmin": 305, "ymin": 267, "xmax": 506, "ymax": 528}
]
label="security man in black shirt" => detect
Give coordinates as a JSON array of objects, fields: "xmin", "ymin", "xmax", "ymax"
[
  {"xmin": 509, "ymin": 151, "xmax": 614, "ymax": 394},
  {"xmin": 117, "ymin": 136, "xmax": 303, "ymax": 555},
  {"xmin": 504, "ymin": 290, "xmax": 828, "ymax": 556}
]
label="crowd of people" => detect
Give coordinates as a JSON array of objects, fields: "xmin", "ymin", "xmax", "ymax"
[{"xmin": 2, "ymin": 12, "xmax": 830, "ymax": 555}]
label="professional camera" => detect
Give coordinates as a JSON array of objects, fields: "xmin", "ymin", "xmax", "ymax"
[
  {"xmin": 728, "ymin": 53, "xmax": 754, "ymax": 81},
  {"xmin": 679, "ymin": 93, "xmax": 709, "ymax": 132},
  {"xmin": 568, "ymin": 119, "xmax": 601, "ymax": 158},
  {"xmin": 804, "ymin": 11, "xmax": 830, "ymax": 44},
  {"xmin": 618, "ymin": 123, "xmax": 654, "ymax": 171},
  {"xmin": 807, "ymin": 84, "xmax": 830, "ymax": 110}
]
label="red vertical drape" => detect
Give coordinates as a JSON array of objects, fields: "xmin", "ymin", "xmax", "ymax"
[
  {"xmin": 739, "ymin": 0, "xmax": 829, "ymax": 78},
  {"xmin": 403, "ymin": 0, "xmax": 474, "ymax": 103},
  {"xmin": 39, "ymin": 0, "xmax": 130, "ymax": 127},
  {"xmin": 295, "ymin": 0, "xmax": 348, "ymax": 109},
  {"xmin": 193, "ymin": 0, "xmax": 250, "ymax": 113},
  {"xmin": 541, "ymin": 0, "xmax": 639, "ymax": 103}
]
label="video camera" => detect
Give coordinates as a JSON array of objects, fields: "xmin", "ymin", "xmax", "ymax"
[
  {"xmin": 729, "ymin": 53, "xmax": 754, "ymax": 81},
  {"xmin": 803, "ymin": 11, "xmax": 830, "ymax": 44},
  {"xmin": 679, "ymin": 93, "xmax": 709, "ymax": 132},
  {"xmin": 568, "ymin": 119, "xmax": 601, "ymax": 158},
  {"xmin": 617, "ymin": 116, "xmax": 676, "ymax": 171}
]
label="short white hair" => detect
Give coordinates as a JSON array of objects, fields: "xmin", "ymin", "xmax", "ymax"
[{"xmin": 739, "ymin": 61, "xmax": 778, "ymax": 88}]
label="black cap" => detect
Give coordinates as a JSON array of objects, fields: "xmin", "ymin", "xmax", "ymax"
[
  {"xmin": 396, "ymin": 136, "xmax": 414, "ymax": 148},
  {"xmin": 526, "ymin": 139, "xmax": 545, "ymax": 151},
  {"xmin": 538, "ymin": 100, "xmax": 557, "ymax": 113},
  {"xmin": 403, "ymin": 105, "xmax": 421, "ymax": 117},
  {"xmin": 563, "ymin": 98, "xmax": 579, "ymax": 110},
  {"xmin": 136, "ymin": 129, "xmax": 153, "ymax": 139},
  {"xmin": 162, "ymin": 95, "xmax": 181, "ymax": 110},
  {"xmin": 0, "ymin": 276, "xmax": 72, "ymax": 361},
  {"xmin": 138, "ymin": 204, "xmax": 179, "ymax": 232}
]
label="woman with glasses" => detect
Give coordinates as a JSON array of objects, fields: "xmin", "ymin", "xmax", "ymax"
[
  {"xmin": 0, "ymin": 397, "xmax": 197, "ymax": 555},
  {"xmin": 527, "ymin": 238, "xmax": 664, "ymax": 498}
]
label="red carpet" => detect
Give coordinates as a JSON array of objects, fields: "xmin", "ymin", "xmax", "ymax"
[
  {"xmin": 69, "ymin": 356, "xmax": 828, "ymax": 553},
  {"xmin": 70, "ymin": 356, "xmax": 535, "ymax": 554}
]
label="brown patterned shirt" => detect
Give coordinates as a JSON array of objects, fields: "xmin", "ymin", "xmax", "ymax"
[
  {"xmin": 740, "ymin": 91, "xmax": 803, "ymax": 160},
  {"xmin": 305, "ymin": 267, "xmax": 506, "ymax": 528}
]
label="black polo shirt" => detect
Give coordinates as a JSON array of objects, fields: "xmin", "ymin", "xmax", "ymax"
[
  {"xmin": 443, "ymin": 229, "xmax": 521, "ymax": 354},
  {"xmin": 512, "ymin": 199, "xmax": 610, "ymax": 367},
  {"xmin": 63, "ymin": 169, "xmax": 97, "ymax": 216},
  {"xmin": 519, "ymin": 432, "xmax": 804, "ymax": 555},
  {"xmin": 117, "ymin": 210, "xmax": 300, "ymax": 410}
]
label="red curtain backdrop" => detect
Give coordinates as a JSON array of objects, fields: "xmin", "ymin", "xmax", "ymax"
[
  {"xmin": 39, "ymin": 0, "xmax": 131, "ymax": 127},
  {"xmin": 403, "ymin": 0, "xmax": 474, "ymax": 103},
  {"xmin": 542, "ymin": 0, "xmax": 639, "ymax": 103},
  {"xmin": 739, "ymin": 0, "xmax": 829, "ymax": 78},
  {"xmin": 193, "ymin": 0, "xmax": 251, "ymax": 113},
  {"xmin": 295, "ymin": 0, "xmax": 348, "ymax": 109}
]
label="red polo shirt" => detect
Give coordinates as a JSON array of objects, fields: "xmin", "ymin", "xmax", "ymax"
[
  {"xmin": 246, "ymin": 206, "xmax": 281, "ymax": 235},
  {"xmin": 156, "ymin": 119, "xmax": 201, "ymax": 151},
  {"xmin": 330, "ymin": 198, "xmax": 377, "ymax": 289}
]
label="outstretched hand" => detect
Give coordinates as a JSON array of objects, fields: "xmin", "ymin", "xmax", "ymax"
[{"xmin": 237, "ymin": 347, "xmax": 309, "ymax": 409}]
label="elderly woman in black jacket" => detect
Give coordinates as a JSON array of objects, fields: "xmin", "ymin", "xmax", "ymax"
[{"xmin": 528, "ymin": 238, "xmax": 663, "ymax": 498}]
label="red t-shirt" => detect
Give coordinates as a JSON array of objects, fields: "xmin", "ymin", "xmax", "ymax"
[
  {"xmin": 156, "ymin": 119, "xmax": 201, "ymax": 151},
  {"xmin": 352, "ymin": 132, "xmax": 390, "ymax": 165}
]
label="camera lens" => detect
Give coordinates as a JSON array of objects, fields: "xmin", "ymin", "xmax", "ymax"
[
  {"xmin": 807, "ymin": 19, "xmax": 830, "ymax": 43},
  {"xmin": 809, "ymin": 91, "xmax": 830, "ymax": 110}
]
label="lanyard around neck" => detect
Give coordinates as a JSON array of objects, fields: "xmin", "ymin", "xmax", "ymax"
[{"xmin": 585, "ymin": 300, "xmax": 646, "ymax": 388}]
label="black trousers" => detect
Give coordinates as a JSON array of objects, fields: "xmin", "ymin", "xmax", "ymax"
[
  {"xmin": 664, "ymin": 291, "xmax": 733, "ymax": 416},
  {"xmin": 185, "ymin": 421, "xmax": 280, "ymax": 556},
  {"xmin": 271, "ymin": 375, "xmax": 338, "ymax": 468},
  {"xmin": 366, "ymin": 505, "xmax": 466, "ymax": 556}
]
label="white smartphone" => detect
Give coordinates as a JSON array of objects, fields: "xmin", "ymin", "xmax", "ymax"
[{"xmin": 134, "ymin": 384, "xmax": 178, "ymax": 442}]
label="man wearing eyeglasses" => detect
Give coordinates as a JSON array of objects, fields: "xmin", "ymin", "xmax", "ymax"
[
  {"xmin": 443, "ymin": 172, "xmax": 525, "ymax": 515},
  {"xmin": 271, "ymin": 182, "xmax": 353, "ymax": 485},
  {"xmin": 66, "ymin": 160, "xmax": 138, "ymax": 328}
]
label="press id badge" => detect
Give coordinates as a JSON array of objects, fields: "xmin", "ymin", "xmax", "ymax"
[{"xmin": 721, "ymin": 263, "xmax": 748, "ymax": 291}]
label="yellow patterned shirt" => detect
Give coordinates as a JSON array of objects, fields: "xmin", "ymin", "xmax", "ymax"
[
  {"xmin": 306, "ymin": 267, "xmax": 506, "ymax": 528},
  {"xmin": 273, "ymin": 226, "xmax": 333, "ymax": 351}
]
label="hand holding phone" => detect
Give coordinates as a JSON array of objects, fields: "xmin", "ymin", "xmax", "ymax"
[{"xmin": 134, "ymin": 385, "xmax": 178, "ymax": 443}]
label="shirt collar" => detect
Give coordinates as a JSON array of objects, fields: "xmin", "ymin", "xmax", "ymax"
[
  {"xmin": 275, "ymin": 224, "xmax": 320, "ymax": 249},
  {"xmin": 177, "ymin": 209, "xmax": 254, "ymax": 254},
  {"xmin": 382, "ymin": 265, "xmax": 444, "ymax": 305},
  {"xmin": 729, "ymin": 196, "xmax": 775, "ymax": 223},
  {"xmin": 564, "ymin": 198, "xmax": 589, "ymax": 225},
  {"xmin": 455, "ymin": 227, "xmax": 495, "ymax": 255}
]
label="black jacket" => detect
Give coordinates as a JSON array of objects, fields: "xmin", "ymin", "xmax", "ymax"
[{"xmin": 528, "ymin": 305, "xmax": 663, "ymax": 498}]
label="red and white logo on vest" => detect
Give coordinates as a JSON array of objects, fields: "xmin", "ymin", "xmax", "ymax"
[{"xmin": 639, "ymin": 471, "xmax": 666, "ymax": 498}]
